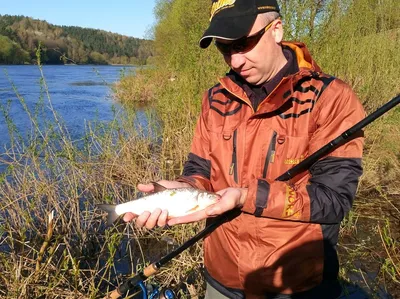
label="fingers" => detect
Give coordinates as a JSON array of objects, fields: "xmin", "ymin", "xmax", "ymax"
[
  {"xmin": 137, "ymin": 183, "xmax": 155, "ymax": 193},
  {"xmin": 126, "ymin": 209, "xmax": 169, "ymax": 230},
  {"xmin": 168, "ymin": 209, "xmax": 208, "ymax": 226},
  {"xmin": 206, "ymin": 199, "xmax": 236, "ymax": 216},
  {"xmin": 123, "ymin": 212, "xmax": 136, "ymax": 222},
  {"xmin": 135, "ymin": 211, "xmax": 151, "ymax": 228},
  {"xmin": 206, "ymin": 188, "xmax": 247, "ymax": 216},
  {"xmin": 157, "ymin": 209, "xmax": 169, "ymax": 227},
  {"xmin": 144, "ymin": 208, "xmax": 162, "ymax": 229}
]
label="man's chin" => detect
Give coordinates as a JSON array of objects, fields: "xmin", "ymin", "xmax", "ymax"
[
  {"xmin": 233, "ymin": 69, "xmax": 262, "ymax": 85},
  {"xmin": 243, "ymin": 76, "xmax": 262, "ymax": 85}
]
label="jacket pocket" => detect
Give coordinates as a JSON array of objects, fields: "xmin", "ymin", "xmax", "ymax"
[
  {"xmin": 262, "ymin": 131, "xmax": 277, "ymax": 179},
  {"xmin": 211, "ymin": 128, "xmax": 239, "ymax": 187},
  {"xmin": 272, "ymin": 134, "xmax": 310, "ymax": 179},
  {"xmin": 229, "ymin": 129, "xmax": 238, "ymax": 183}
]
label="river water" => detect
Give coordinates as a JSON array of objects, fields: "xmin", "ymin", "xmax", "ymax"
[{"xmin": 0, "ymin": 65, "xmax": 140, "ymax": 152}]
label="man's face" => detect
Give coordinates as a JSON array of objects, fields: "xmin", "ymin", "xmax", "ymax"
[{"xmin": 216, "ymin": 16, "xmax": 284, "ymax": 85}]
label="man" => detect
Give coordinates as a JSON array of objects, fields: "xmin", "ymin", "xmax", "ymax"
[{"xmin": 124, "ymin": 0, "xmax": 365, "ymax": 298}]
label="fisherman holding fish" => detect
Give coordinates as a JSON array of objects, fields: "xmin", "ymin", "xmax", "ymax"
[{"xmin": 121, "ymin": 0, "xmax": 365, "ymax": 298}]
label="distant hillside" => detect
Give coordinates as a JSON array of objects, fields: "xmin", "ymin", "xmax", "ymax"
[{"xmin": 0, "ymin": 15, "xmax": 153, "ymax": 65}]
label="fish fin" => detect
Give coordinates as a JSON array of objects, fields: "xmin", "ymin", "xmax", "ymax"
[
  {"xmin": 97, "ymin": 204, "xmax": 120, "ymax": 226},
  {"xmin": 185, "ymin": 204, "xmax": 199, "ymax": 214},
  {"xmin": 151, "ymin": 181, "xmax": 168, "ymax": 193}
]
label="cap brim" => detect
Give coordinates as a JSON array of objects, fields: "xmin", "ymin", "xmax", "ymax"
[{"xmin": 199, "ymin": 14, "xmax": 257, "ymax": 49}]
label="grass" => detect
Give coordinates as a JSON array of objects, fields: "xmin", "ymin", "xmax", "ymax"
[
  {"xmin": 0, "ymin": 64, "xmax": 207, "ymax": 298},
  {"xmin": 338, "ymin": 195, "xmax": 400, "ymax": 297}
]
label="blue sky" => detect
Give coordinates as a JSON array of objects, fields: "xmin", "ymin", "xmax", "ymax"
[{"xmin": 1, "ymin": 0, "xmax": 157, "ymax": 39}]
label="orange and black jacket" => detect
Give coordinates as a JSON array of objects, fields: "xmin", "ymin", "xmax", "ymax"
[{"xmin": 178, "ymin": 42, "xmax": 365, "ymax": 298}]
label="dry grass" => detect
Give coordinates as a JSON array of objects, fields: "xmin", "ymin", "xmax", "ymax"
[
  {"xmin": 0, "ymin": 74, "xmax": 205, "ymax": 297},
  {"xmin": 112, "ymin": 68, "xmax": 158, "ymax": 105}
]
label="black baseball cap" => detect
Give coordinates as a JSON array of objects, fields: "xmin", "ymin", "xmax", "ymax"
[{"xmin": 200, "ymin": 0, "xmax": 280, "ymax": 48}]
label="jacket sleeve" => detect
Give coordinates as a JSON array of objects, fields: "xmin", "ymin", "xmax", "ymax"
[
  {"xmin": 177, "ymin": 91, "xmax": 213, "ymax": 191},
  {"xmin": 242, "ymin": 80, "xmax": 365, "ymax": 224}
]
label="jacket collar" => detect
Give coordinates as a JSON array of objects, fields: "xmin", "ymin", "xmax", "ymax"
[{"xmin": 218, "ymin": 42, "xmax": 321, "ymax": 113}]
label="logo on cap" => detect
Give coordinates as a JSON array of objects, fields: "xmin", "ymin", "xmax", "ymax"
[
  {"xmin": 210, "ymin": 0, "xmax": 236, "ymax": 21},
  {"xmin": 258, "ymin": 5, "xmax": 277, "ymax": 11}
]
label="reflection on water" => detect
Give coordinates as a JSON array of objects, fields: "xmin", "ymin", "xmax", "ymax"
[{"xmin": 69, "ymin": 80, "xmax": 112, "ymax": 86}]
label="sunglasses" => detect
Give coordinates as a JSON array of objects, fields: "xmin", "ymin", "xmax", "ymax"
[{"xmin": 214, "ymin": 20, "xmax": 276, "ymax": 56}]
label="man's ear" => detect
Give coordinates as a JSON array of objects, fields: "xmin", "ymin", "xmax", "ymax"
[{"xmin": 272, "ymin": 19, "xmax": 284, "ymax": 43}]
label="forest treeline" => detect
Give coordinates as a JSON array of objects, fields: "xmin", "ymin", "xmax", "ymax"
[{"xmin": 0, "ymin": 14, "xmax": 153, "ymax": 65}]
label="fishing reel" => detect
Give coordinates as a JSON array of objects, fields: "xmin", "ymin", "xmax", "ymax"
[
  {"xmin": 148, "ymin": 286, "xmax": 175, "ymax": 299},
  {"xmin": 138, "ymin": 281, "xmax": 176, "ymax": 299}
]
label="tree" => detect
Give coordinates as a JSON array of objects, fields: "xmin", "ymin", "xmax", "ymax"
[
  {"xmin": 0, "ymin": 35, "xmax": 30, "ymax": 64},
  {"xmin": 88, "ymin": 51, "xmax": 108, "ymax": 65}
]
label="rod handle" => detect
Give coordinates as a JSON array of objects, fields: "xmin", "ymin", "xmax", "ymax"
[
  {"xmin": 143, "ymin": 263, "xmax": 158, "ymax": 277},
  {"xmin": 103, "ymin": 289, "xmax": 122, "ymax": 299}
]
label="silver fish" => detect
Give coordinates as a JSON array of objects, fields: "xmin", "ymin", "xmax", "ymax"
[{"xmin": 98, "ymin": 182, "xmax": 220, "ymax": 225}]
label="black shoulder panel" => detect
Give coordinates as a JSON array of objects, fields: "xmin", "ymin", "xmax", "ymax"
[{"xmin": 278, "ymin": 74, "xmax": 335, "ymax": 119}]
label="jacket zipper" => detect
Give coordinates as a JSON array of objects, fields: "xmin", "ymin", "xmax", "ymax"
[
  {"xmin": 262, "ymin": 131, "xmax": 277, "ymax": 178},
  {"xmin": 229, "ymin": 129, "xmax": 238, "ymax": 183}
]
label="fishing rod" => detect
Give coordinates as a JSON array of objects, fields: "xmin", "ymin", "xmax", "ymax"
[
  {"xmin": 104, "ymin": 209, "xmax": 241, "ymax": 299},
  {"xmin": 104, "ymin": 94, "xmax": 399, "ymax": 299}
]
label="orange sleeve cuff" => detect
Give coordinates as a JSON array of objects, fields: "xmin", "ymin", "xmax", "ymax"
[{"xmin": 242, "ymin": 179, "xmax": 311, "ymax": 222}]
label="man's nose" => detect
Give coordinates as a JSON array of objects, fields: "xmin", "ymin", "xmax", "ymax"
[{"xmin": 229, "ymin": 52, "xmax": 246, "ymax": 69}]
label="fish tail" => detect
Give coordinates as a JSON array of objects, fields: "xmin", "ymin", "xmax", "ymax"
[{"xmin": 97, "ymin": 204, "xmax": 119, "ymax": 226}]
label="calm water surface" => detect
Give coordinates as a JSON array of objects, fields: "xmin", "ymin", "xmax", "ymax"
[{"xmin": 0, "ymin": 65, "xmax": 138, "ymax": 150}]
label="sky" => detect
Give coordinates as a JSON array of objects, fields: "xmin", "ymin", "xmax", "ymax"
[{"xmin": 1, "ymin": 0, "xmax": 157, "ymax": 39}]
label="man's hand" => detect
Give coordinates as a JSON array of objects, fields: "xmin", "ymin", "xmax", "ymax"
[
  {"xmin": 122, "ymin": 180, "xmax": 191, "ymax": 228},
  {"xmin": 123, "ymin": 183, "xmax": 247, "ymax": 229},
  {"xmin": 168, "ymin": 187, "xmax": 247, "ymax": 225}
]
